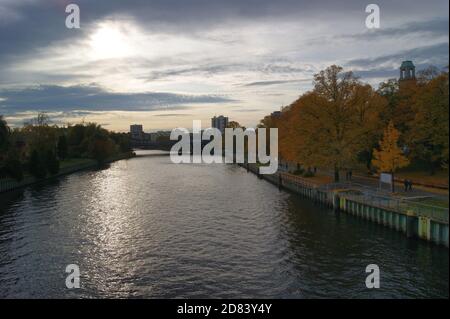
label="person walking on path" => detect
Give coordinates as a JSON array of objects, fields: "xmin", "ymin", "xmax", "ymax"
[{"xmin": 404, "ymin": 179, "xmax": 408, "ymax": 192}]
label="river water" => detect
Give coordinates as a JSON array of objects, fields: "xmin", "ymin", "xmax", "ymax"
[{"xmin": 0, "ymin": 150, "xmax": 448, "ymax": 298}]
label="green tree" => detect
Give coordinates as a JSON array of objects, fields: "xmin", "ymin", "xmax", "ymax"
[
  {"xmin": 0, "ymin": 115, "xmax": 10, "ymax": 153},
  {"xmin": 22, "ymin": 113, "xmax": 58, "ymax": 156},
  {"xmin": 4, "ymin": 150, "xmax": 24, "ymax": 181},
  {"xmin": 110, "ymin": 132, "xmax": 131, "ymax": 153},
  {"xmin": 57, "ymin": 135, "xmax": 68, "ymax": 160},
  {"xmin": 91, "ymin": 136, "xmax": 116, "ymax": 164},
  {"xmin": 377, "ymin": 79, "xmax": 399, "ymax": 125},
  {"xmin": 409, "ymin": 71, "xmax": 449, "ymax": 173},
  {"xmin": 29, "ymin": 150, "xmax": 47, "ymax": 179},
  {"xmin": 46, "ymin": 150, "xmax": 60, "ymax": 175}
]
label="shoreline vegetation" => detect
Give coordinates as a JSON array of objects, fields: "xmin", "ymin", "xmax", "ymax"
[
  {"xmin": 0, "ymin": 152, "xmax": 134, "ymax": 194},
  {"xmin": 0, "ymin": 113, "xmax": 135, "ymax": 194}
]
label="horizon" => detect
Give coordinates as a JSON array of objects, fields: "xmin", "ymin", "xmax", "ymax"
[{"xmin": 3, "ymin": 61, "xmax": 448, "ymax": 134}]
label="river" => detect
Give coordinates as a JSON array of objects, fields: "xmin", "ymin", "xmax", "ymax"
[{"xmin": 0, "ymin": 150, "xmax": 448, "ymax": 298}]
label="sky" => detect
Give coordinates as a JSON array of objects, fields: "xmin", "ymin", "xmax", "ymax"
[{"xmin": 0, "ymin": 0, "xmax": 448, "ymax": 132}]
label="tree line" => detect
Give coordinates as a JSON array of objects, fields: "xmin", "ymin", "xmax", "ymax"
[
  {"xmin": 0, "ymin": 113, "xmax": 132, "ymax": 182},
  {"xmin": 258, "ymin": 65, "xmax": 449, "ymax": 182}
]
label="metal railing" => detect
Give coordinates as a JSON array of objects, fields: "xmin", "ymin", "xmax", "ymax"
[{"xmin": 244, "ymin": 165, "xmax": 449, "ymax": 224}]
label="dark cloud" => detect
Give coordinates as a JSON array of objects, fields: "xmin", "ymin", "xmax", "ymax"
[
  {"xmin": 0, "ymin": 84, "xmax": 232, "ymax": 114},
  {"xmin": 143, "ymin": 64, "xmax": 244, "ymax": 81},
  {"xmin": 153, "ymin": 113, "xmax": 192, "ymax": 117},
  {"xmin": 143, "ymin": 63, "xmax": 311, "ymax": 82},
  {"xmin": 338, "ymin": 17, "xmax": 449, "ymax": 42},
  {"xmin": 353, "ymin": 68, "xmax": 399, "ymax": 80},
  {"xmin": 255, "ymin": 65, "xmax": 311, "ymax": 74},
  {"xmin": 2, "ymin": 0, "xmax": 447, "ymax": 64},
  {"xmin": 354, "ymin": 63, "xmax": 449, "ymax": 83},
  {"xmin": 347, "ymin": 42, "xmax": 449, "ymax": 69},
  {"xmin": 243, "ymin": 79, "xmax": 309, "ymax": 87},
  {"xmin": 233, "ymin": 108, "xmax": 264, "ymax": 113}
]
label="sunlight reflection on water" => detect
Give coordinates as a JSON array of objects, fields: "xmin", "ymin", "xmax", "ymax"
[{"xmin": 0, "ymin": 150, "xmax": 448, "ymax": 298}]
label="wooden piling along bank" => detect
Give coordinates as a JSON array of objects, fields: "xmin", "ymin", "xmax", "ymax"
[{"xmin": 242, "ymin": 163, "xmax": 449, "ymax": 248}]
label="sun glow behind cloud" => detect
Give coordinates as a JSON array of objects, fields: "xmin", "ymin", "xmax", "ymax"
[{"xmin": 89, "ymin": 23, "xmax": 134, "ymax": 60}]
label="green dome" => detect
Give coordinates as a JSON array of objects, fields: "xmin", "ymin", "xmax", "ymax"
[{"xmin": 401, "ymin": 61, "xmax": 415, "ymax": 68}]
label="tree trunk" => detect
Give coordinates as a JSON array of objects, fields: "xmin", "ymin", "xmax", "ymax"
[
  {"xmin": 429, "ymin": 161, "xmax": 436, "ymax": 176},
  {"xmin": 334, "ymin": 165, "xmax": 340, "ymax": 182}
]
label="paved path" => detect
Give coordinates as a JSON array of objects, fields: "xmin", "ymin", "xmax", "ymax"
[
  {"xmin": 345, "ymin": 174, "xmax": 449, "ymax": 202},
  {"xmin": 314, "ymin": 168, "xmax": 448, "ymax": 202}
]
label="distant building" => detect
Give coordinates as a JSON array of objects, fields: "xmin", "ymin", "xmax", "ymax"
[
  {"xmin": 399, "ymin": 60, "xmax": 416, "ymax": 81},
  {"xmin": 150, "ymin": 131, "xmax": 171, "ymax": 142},
  {"xmin": 150, "ymin": 133, "xmax": 158, "ymax": 142},
  {"xmin": 211, "ymin": 115, "xmax": 229, "ymax": 133},
  {"xmin": 130, "ymin": 124, "xmax": 144, "ymax": 140}
]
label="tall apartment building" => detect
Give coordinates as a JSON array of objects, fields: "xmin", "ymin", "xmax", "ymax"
[
  {"xmin": 130, "ymin": 124, "xmax": 144, "ymax": 140},
  {"xmin": 211, "ymin": 115, "xmax": 229, "ymax": 133}
]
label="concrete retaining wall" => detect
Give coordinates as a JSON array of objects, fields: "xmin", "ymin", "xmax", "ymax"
[{"xmin": 241, "ymin": 163, "xmax": 449, "ymax": 248}]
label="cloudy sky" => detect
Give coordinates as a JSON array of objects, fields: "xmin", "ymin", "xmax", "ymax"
[{"xmin": 0, "ymin": 0, "xmax": 448, "ymax": 131}]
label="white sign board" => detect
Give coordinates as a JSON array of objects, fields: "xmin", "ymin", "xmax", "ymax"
[{"xmin": 380, "ymin": 173, "xmax": 393, "ymax": 185}]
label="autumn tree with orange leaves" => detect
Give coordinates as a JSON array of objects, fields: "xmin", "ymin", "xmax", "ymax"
[
  {"xmin": 263, "ymin": 64, "xmax": 448, "ymax": 182},
  {"xmin": 408, "ymin": 71, "xmax": 449, "ymax": 173},
  {"xmin": 278, "ymin": 65, "xmax": 386, "ymax": 181},
  {"xmin": 372, "ymin": 121, "xmax": 410, "ymax": 191}
]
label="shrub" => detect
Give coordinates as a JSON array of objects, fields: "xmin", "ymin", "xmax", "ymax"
[
  {"xmin": 5, "ymin": 157, "xmax": 24, "ymax": 181},
  {"xmin": 46, "ymin": 151, "xmax": 60, "ymax": 175},
  {"xmin": 303, "ymin": 170, "xmax": 315, "ymax": 178},
  {"xmin": 29, "ymin": 150, "xmax": 47, "ymax": 179}
]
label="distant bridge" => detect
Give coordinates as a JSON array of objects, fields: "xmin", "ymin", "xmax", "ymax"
[
  {"xmin": 130, "ymin": 139, "xmax": 176, "ymax": 151},
  {"xmin": 133, "ymin": 150, "xmax": 170, "ymax": 157},
  {"xmin": 130, "ymin": 137, "xmax": 212, "ymax": 151}
]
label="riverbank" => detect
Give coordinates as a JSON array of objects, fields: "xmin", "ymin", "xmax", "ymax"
[
  {"xmin": 241, "ymin": 163, "xmax": 449, "ymax": 248},
  {"xmin": 0, "ymin": 152, "xmax": 135, "ymax": 194}
]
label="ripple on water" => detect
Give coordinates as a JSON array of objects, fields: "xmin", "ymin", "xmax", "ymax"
[{"xmin": 0, "ymin": 151, "xmax": 448, "ymax": 298}]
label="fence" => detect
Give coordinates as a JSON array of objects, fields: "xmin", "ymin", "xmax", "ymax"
[{"xmin": 277, "ymin": 171, "xmax": 448, "ymax": 224}]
